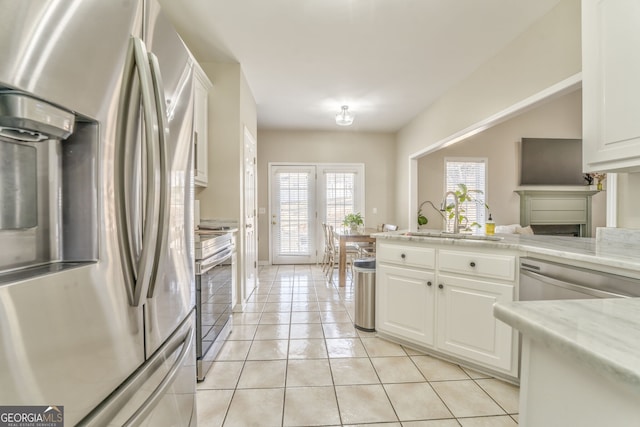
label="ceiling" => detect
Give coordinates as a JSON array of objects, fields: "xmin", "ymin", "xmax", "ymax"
[{"xmin": 159, "ymin": 0, "xmax": 562, "ymax": 133}]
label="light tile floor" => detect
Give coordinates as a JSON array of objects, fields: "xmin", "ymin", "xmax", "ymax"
[{"xmin": 197, "ymin": 264, "xmax": 519, "ymax": 427}]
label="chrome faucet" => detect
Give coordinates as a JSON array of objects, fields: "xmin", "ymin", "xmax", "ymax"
[{"xmin": 443, "ymin": 191, "xmax": 460, "ymax": 234}]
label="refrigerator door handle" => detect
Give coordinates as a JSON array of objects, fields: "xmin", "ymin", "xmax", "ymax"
[
  {"xmin": 116, "ymin": 37, "xmax": 161, "ymax": 307},
  {"xmin": 123, "ymin": 325, "xmax": 195, "ymax": 426},
  {"xmin": 76, "ymin": 319, "xmax": 195, "ymax": 426},
  {"xmin": 146, "ymin": 52, "xmax": 171, "ymax": 299}
]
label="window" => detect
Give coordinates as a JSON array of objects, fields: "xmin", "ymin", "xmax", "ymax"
[{"xmin": 444, "ymin": 158, "xmax": 487, "ymax": 232}]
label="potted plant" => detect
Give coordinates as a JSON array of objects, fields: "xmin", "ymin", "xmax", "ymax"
[
  {"xmin": 417, "ymin": 200, "xmax": 445, "ymax": 228},
  {"xmin": 343, "ymin": 212, "xmax": 364, "ymax": 233},
  {"xmin": 444, "ymin": 183, "xmax": 487, "ymax": 232}
]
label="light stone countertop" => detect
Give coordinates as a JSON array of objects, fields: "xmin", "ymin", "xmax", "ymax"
[
  {"xmin": 373, "ymin": 229, "xmax": 640, "ymax": 275},
  {"xmin": 376, "ymin": 227, "xmax": 640, "ymax": 389},
  {"xmin": 494, "ymin": 298, "xmax": 640, "ymax": 390}
]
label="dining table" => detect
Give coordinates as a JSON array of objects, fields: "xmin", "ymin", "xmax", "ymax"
[{"xmin": 336, "ymin": 227, "xmax": 378, "ymax": 287}]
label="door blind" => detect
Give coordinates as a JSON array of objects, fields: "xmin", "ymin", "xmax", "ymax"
[
  {"xmin": 324, "ymin": 172, "xmax": 356, "ymax": 231},
  {"xmin": 274, "ymin": 171, "xmax": 312, "ymax": 255}
]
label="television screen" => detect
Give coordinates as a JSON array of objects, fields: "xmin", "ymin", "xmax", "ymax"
[{"xmin": 520, "ymin": 138, "xmax": 584, "ymax": 185}]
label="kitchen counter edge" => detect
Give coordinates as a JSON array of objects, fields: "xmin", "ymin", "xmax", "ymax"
[
  {"xmin": 372, "ymin": 231, "xmax": 640, "ymax": 275},
  {"xmin": 493, "ymin": 298, "xmax": 640, "ymax": 391}
]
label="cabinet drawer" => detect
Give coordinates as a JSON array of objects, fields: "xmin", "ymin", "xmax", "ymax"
[
  {"xmin": 439, "ymin": 250, "xmax": 515, "ymax": 281},
  {"xmin": 377, "ymin": 242, "xmax": 435, "ymax": 269}
]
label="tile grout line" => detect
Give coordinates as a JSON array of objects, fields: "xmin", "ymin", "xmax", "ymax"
[{"xmin": 210, "ymin": 265, "xmax": 520, "ymax": 426}]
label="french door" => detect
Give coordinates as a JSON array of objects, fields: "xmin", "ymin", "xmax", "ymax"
[
  {"xmin": 271, "ymin": 165, "xmax": 317, "ymax": 264},
  {"xmin": 270, "ymin": 164, "xmax": 364, "ymax": 264}
]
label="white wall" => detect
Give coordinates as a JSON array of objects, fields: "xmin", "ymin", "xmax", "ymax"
[
  {"xmin": 395, "ymin": 0, "xmax": 581, "ymax": 228},
  {"xmin": 196, "ymin": 63, "xmax": 257, "ymax": 220},
  {"xmin": 256, "ymin": 130, "xmax": 396, "ymax": 262},
  {"xmin": 194, "ymin": 62, "xmax": 257, "ymax": 303},
  {"xmin": 196, "ymin": 62, "xmax": 241, "ymax": 218},
  {"xmin": 416, "ymin": 89, "xmax": 606, "ymax": 235},
  {"xmin": 617, "ymin": 173, "xmax": 640, "ymax": 228}
]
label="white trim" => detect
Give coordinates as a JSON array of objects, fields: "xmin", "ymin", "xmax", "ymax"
[
  {"xmin": 407, "ymin": 73, "xmax": 596, "ymax": 231},
  {"xmin": 409, "ymin": 73, "xmax": 582, "ymax": 160},
  {"xmin": 409, "ymin": 157, "xmax": 418, "ymax": 229},
  {"xmin": 268, "ymin": 162, "xmax": 366, "ymax": 264},
  {"xmin": 606, "ymin": 173, "xmax": 618, "ymax": 227}
]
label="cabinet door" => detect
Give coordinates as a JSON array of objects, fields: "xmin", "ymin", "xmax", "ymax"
[
  {"xmin": 583, "ymin": 0, "xmax": 640, "ymax": 172},
  {"xmin": 436, "ymin": 274, "xmax": 514, "ymax": 372},
  {"xmin": 193, "ymin": 73, "xmax": 209, "ymax": 187},
  {"xmin": 376, "ymin": 264, "xmax": 435, "ymax": 346}
]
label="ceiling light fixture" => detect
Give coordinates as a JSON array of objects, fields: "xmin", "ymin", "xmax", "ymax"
[{"xmin": 335, "ymin": 105, "xmax": 354, "ymax": 126}]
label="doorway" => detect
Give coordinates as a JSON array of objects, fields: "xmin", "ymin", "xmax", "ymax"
[
  {"xmin": 269, "ymin": 163, "xmax": 364, "ymax": 264},
  {"xmin": 242, "ymin": 128, "xmax": 258, "ymax": 302}
]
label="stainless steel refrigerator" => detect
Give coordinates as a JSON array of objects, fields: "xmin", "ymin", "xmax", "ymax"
[{"xmin": 0, "ymin": 1, "xmax": 197, "ymax": 425}]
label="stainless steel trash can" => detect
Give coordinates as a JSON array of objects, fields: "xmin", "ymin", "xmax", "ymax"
[{"xmin": 353, "ymin": 258, "xmax": 376, "ymax": 332}]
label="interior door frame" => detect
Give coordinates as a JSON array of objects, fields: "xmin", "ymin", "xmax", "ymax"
[
  {"xmin": 268, "ymin": 162, "xmax": 365, "ymax": 265},
  {"xmin": 240, "ymin": 126, "xmax": 258, "ymax": 308}
]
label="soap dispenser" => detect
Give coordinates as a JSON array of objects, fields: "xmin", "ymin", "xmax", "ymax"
[{"xmin": 485, "ymin": 214, "xmax": 495, "ymax": 236}]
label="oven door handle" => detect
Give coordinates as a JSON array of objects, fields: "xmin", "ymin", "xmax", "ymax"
[
  {"xmin": 197, "ymin": 248, "xmax": 232, "ymax": 275},
  {"xmin": 520, "ymin": 269, "xmax": 626, "ymax": 299}
]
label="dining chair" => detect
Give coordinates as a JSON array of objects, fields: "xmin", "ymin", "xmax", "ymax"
[
  {"xmin": 356, "ymin": 223, "xmax": 398, "ymax": 257},
  {"xmin": 326, "ymin": 225, "xmax": 358, "ymax": 281},
  {"xmin": 320, "ymin": 222, "xmax": 332, "ymax": 274}
]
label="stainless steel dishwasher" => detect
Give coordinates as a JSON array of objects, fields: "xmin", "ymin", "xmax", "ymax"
[{"xmin": 519, "ymin": 257, "xmax": 639, "ymax": 301}]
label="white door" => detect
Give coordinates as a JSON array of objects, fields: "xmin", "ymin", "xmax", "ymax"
[
  {"xmin": 271, "ymin": 165, "xmax": 317, "ymax": 264},
  {"xmin": 243, "ymin": 128, "xmax": 257, "ymax": 301}
]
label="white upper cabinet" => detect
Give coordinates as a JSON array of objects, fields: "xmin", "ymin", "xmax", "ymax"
[
  {"xmin": 582, "ymin": 0, "xmax": 640, "ymax": 172},
  {"xmin": 193, "ymin": 65, "xmax": 212, "ymax": 187}
]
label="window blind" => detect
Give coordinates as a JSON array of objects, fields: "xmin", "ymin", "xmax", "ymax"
[
  {"xmin": 445, "ymin": 159, "xmax": 487, "ymax": 232},
  {"xmin": 325, "ymin": 172, "xmax": 356, "ymax": 231},
  {"xmin": 274, "ymin": 171, "xmax": 312, "ymax": 255}
]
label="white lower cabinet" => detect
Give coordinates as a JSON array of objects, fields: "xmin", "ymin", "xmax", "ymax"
[
  {"xmin": 376, "ymin": 241, "xmax": 518, "ymax": 377},
  {"xmin": 376, "ymin": 263, "xmax": 435, "ymax": 346},
  {"xmin": 436, "ymin": 274, "xmax": 514, "ymax": 371}
]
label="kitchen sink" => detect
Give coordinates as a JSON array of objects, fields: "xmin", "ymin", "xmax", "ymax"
[{"xmin": 403, "ymin": 231, "xmax": 503, "ymax": 241}]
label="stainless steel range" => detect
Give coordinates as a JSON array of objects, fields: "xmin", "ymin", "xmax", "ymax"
[{"xmin": 195, "ymin": 232, "xmax": 235, "ymax": 381}]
